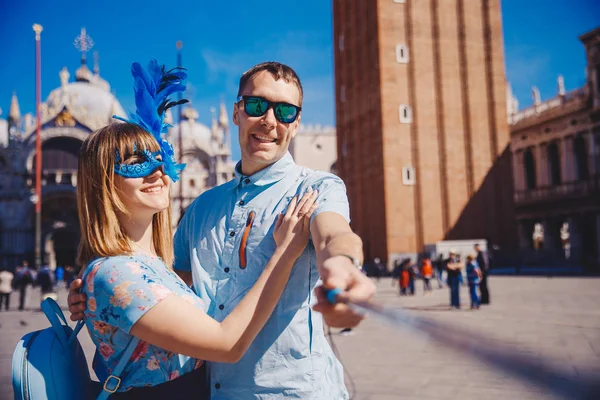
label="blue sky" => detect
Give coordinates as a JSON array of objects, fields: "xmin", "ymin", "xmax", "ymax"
[{"xmin": 1, "ymin": 0, "xmax": 599, "ymax": 161}]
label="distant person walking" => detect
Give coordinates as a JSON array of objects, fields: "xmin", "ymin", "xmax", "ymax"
[
  {"xmin": 0, "ymin": 267, "xmax": 14, "ymax": 311},
  {"xmin": 435, "ymin": 254, "xmax": 445, "ymax": 288},
  {"xmin": 466, "ymin": 255, "xmax": 482, "ymax": 309},
  {"xmin": 421, "ymin": 256, "xmax": 433, "ymax": 294},
  {"xmin": 14, "ymin": 261, "xmax": 34, "ymax": 311},
  {"xmin": 475, "ymin": 243, "xmax": 491, "ymax": 304},
  {"xmin": 446, "ymin": 250, "xmax": 462, "ymax": 309},
  {"xmin": 35, "ymin": 264, "xmax": 55, "ymax": 302},
  {"xmin": 399, "ymin": 259, "xmax": 410, "ymax": 296}
]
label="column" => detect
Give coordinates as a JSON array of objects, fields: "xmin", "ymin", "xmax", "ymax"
[
  {"xmin": 542, "ymin": 218, "xmax": 557, "ymax": 253},
  {"xmin": 512, "ymin": 150, "xmax": 525, "ymax": 191},
  {"xmin": 596, "ymin": 214, "xmax": 600, "ymax": 264},
  {"xmin": 586, "ymin": 129, "xmax": 600, "ymax": 177},
  {"xmin": 517, "ymin": 220, "xmax": 530, "ymax": 249},
  {"xmin": 534, "ymin": 144, "xmax": 547, "ymax": 187},
  {"xmin": 560, "ymin": 136, "xmax": 575, "ymax": 182}
]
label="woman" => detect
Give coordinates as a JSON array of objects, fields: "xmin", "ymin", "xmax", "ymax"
[{"xmin": 77, "ymin": 122, "xmax": 318, "ymax": 398}]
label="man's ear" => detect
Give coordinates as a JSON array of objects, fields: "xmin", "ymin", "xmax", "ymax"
[
  {"xmin": 290, "ymin": 113, "xmax": 301, "ymax": 140},
  {"xmin": 233, "ymin": 102, "xmax": 240, "ymax": 126}
]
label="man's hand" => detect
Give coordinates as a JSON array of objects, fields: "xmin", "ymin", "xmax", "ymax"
[
  {"xmin": 313, "ymin": 255, "xmax": 376, "ymax": 328},
  {"xmin": 67, "ymin": 279, "xmax": 87, "ymax": 322}
]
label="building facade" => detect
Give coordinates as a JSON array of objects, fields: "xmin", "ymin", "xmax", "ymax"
[
  {"xmin": 289, "ymin": 124, "xmax": 337, "ymax": 173},
  {"xmin": 333, "ymin": 0, "xmax": 515, "ymax": 263},
  {"xmin": 510, "ymin": 27, "xmax": 600, "ymax": 270},
  {"xmin": 0, "ymin": 35, "xmax": 235, "ymax": 270}
]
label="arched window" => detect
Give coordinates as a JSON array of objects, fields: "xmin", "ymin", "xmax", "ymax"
[
  {"xmin": 548, "ymin": 141, "xmax": 561, "ymax": 185},
  {"xmin": 524, "ymin": 148, "xmax": 536, "ymax": 189},
  {"xmin": 573, "ymin": 135, "xmax": 589, "ymax": 180}
]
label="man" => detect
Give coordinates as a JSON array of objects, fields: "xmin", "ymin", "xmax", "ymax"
[
  {"xmin": 475, "ymin": 243, "xmax": 491, "ymax": 304},
  {"xmin": 0, "ymin": 266, "xmax": 14, "ymax": 311},
  {"xmin": 445, "ymin": 250, "xmax": 462, "ymax": 309},
  {"xmin": 69, "ymin": 62, "xmax": 375, "ymax": 399},
  {"xmin": 14, "ymin": 261, "xmax": 33, "ymax": 311}
]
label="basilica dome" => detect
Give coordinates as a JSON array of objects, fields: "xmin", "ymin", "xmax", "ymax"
[
  {"xmin": 41, "ymin": 66, "xmax": 125, "ymax": 132},
  {"xmin": 168, "ymin": 107, "xmax": 214, "ymax": 155}
]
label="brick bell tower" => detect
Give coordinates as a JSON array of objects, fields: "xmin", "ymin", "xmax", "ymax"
[{"xmin": 333, "ymin": 0, "xmax": 516, "ymax": 263}]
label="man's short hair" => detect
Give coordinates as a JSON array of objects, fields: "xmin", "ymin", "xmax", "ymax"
[{"xmin": 238, "ymin": 61, "xmax": 304, "ymax": 105}]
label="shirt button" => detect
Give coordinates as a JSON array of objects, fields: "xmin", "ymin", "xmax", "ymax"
[
  {"xmin": 239, "ymin": 200, "xmax": 245, "ymax": 206},
  {"xmin": 229, "ymin": 231, "xmax": 235, "ymax": 237},
  {"xmin": 219, "ymin": 304, "xmax": 224, "ymax": 310},
  {"xmin": 215, "ymin": 383, "xmax": 221, "ymax": 389},
  {"xmin": 244, "ymin": 178, "xmax": 250, "ymax": 184},
  {"xmin": 224, "ymin": 267, "xmax": 230, "ymax": 273}
]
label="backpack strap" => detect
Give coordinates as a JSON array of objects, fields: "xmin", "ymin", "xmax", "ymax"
[
  {"xmin": 79, "ymin": 257, "xmax": 142, "ymax": 398},
  {"xmin": 96, "ymin": 336, "xmax": 141, "ymax": 399},
  {"xmin": 41, "ymin": 298, "xmax": 71, "ymax": 346}
]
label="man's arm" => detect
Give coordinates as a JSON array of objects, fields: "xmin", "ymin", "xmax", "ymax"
[{"xmin": 311, "ymin": 212, "xmax": 375, "ymax": 328}]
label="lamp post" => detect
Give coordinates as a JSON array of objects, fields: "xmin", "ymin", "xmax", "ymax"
[{"xmin": 33, "ymin": 23, "xmax": 43, "ymax": 270}]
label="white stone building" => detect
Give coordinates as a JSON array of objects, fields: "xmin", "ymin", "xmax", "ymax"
[{"xmin": 0, "ymin": 55, "xmax": 234, "ymax": 270}]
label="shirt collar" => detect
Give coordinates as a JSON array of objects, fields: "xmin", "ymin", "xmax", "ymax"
[{"xmin": 233, "ymin": 152, "xmax": 296, "ymax": 187}]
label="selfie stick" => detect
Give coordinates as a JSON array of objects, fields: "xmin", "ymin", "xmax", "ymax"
[{"xmin": 325, "ymin": 288, "xmax": 598, "ymax": 399}]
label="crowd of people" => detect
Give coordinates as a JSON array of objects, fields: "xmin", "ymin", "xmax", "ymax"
[
  {"xmin": 0, "ymin": 261, "xmax": 79, "ymax": 311},
  {"xmin": 386, "ymin": 243, "xmax": 491, "ymax": 310}
]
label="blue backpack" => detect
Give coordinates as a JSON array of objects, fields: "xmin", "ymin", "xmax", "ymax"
[{"xmin": 12, "ymin": 298, "xmax": 139, "ymax": 400}]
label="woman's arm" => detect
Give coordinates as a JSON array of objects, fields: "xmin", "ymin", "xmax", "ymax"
[{"xmin": 130, "ymin": 191, "xmax": 318, "ymax": 363}]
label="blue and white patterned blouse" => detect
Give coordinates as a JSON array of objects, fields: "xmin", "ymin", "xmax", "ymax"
[{"xmin": 82, "ymin": 253, "xmax": 204, "ymax": 392}]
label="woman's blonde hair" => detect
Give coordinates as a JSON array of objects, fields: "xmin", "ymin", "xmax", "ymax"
[{"xmin": 76, "ymin": 122, "xmax": 174, "ymax": 267}]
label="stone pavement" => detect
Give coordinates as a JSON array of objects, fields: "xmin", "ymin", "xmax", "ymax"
[{"xmin": 1, "ymin": 277, "xmax": 599, "ymax": 400}]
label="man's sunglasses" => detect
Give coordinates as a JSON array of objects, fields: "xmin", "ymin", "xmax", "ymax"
[{"xmin": 237, "ymin": 95, "xmax": 301, "ymax": 124}]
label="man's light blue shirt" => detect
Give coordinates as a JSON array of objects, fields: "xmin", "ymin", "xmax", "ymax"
[{"xmin": 174, "ymin": 152, "xmax": 350, "ymax": 399}]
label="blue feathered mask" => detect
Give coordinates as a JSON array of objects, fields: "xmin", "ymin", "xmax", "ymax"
[{"xmin": 113, "ymin": 59, "xmax": 188, "ymax": 182}]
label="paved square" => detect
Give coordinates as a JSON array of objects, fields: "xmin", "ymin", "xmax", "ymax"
[{"xmin": 1, "ymin": 276, "xmax": 599, "ymax": 399}]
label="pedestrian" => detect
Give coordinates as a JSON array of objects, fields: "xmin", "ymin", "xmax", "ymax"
[
  {"xmin": 446, "ymin": 250, "xmax": 462, "ymax": 309},
  {"xmin": 475, "ymin": 243, "xmax": 491, "ymax": 304},
  {"xmin": 435, "ymin": 253, "xmax": 445, "ymax": 288},
  {"xmin": 55, "ymin": 265, "xmax": 65, "ymax": 289},
  {"xmin": 466, "ymin": 254, "xmax": 482, "ymax": 309},
  {"xmin": 421, "ymin": 256, "xmax": 433, "ymax": 294},
  {"xmin": 0, "ymin": 266, "xmax": 14, "ymax": 311},
  {"xmin": 14, "ymin": 261, "xmax": 34, "ymax": 311},
  {"xmin": 68, "ymin": 60, "xmax": 375, "ymax": 398},
  {"xmin": 35, "ymin": 264, "xmax": 55, "ymax": 302},
  {"xmin": 373, "ymin": 257, "xmax": 385, "ymax": 281},
  {"xmin": 399, "ymin": 259, "xmax": 410, "ymax": 296},
  {"xmin": 408, "ymin": 261, "xmax": 417, "ymax": 295}
]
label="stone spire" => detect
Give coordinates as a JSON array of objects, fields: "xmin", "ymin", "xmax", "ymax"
[
  {"xmin": 218, "ymin": 99, "xmax": 229, "ymax": 129},
  {"xmin": 9, "ymin": 92, "xmax": 21, "ymax": 123},
  {"xmin": 532, "ymin": 86, "xmax": 541, "ymax": 105},
  {"xmin": 557, "ymin": 75, "xmax": 565, "ymax": 96}
]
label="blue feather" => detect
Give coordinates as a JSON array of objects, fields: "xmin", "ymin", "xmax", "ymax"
[{"xmin": 114, "ymin": 58, "xmax": 188, "ymax": 182}]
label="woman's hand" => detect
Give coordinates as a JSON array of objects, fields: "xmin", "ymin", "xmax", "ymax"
[{"xmin": 273, "ymin": 188, "xmax": 318, "ymax": 258}]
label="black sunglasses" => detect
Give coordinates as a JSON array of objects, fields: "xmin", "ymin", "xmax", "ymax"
[{"xmin": 237, "ymin": 95, "xmax": 302, "ymax": 124}]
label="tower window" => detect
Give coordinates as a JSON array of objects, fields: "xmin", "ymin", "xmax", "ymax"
[
  {"xmin": 396, "ymin": 44, "xmax": 409, "ymax": 63},
  {"xmin": 189, "ymin": 179, "xmax": 195, "ymax": 188},
  {"xmin": 399, "ymin": 105, "xmax": 412, "ymax": 123},
  {"xmin": 338, "ymin": 35, "xmax": 344, "ymax": 52},
  {"xmin": 340, "ymin": 85, "xmax": 346, "ymax": 103},
  {"xmin": 402, "ymin": 166, "xmax": 415, "ymax": 185}
]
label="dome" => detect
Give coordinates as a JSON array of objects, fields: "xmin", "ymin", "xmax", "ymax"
[
  {"xmin": 44, "ymin": 81, "xmax": 125, "ymax": 131},
  {"xmin": 168, "ymin": 107, "xmax": 214, "ymax": 155}
]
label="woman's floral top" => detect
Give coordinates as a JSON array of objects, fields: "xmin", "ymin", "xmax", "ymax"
[{"xmin": 82, "ymin": 253, "xmax": 205, "ymax": 391}]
